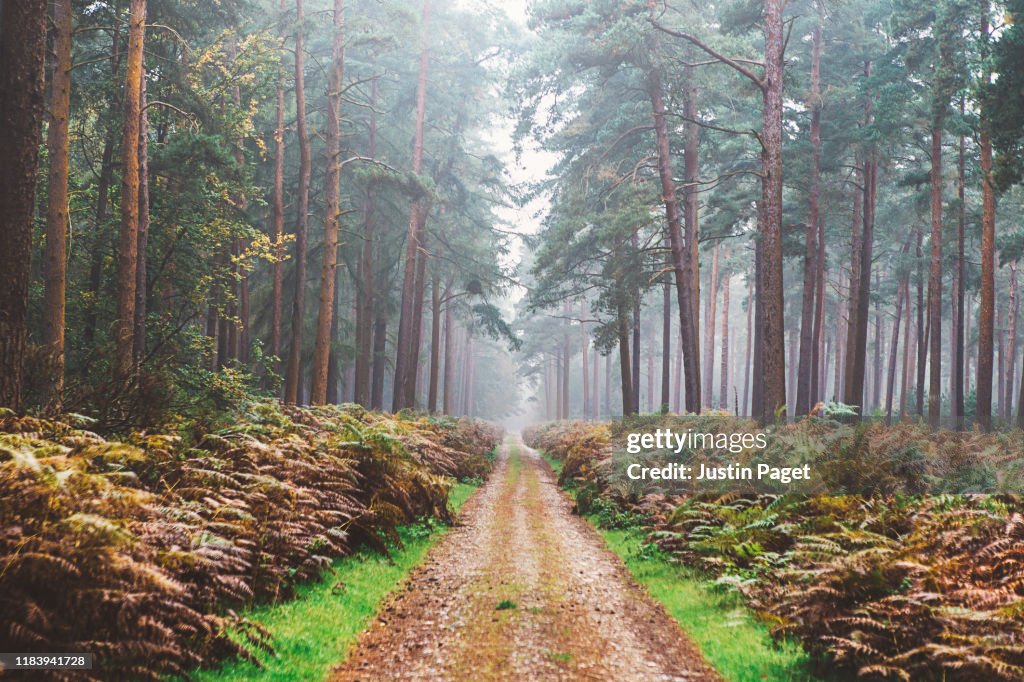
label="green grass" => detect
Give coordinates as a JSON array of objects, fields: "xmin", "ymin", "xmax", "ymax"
[
  {"xmin": 598, "ymin": 527, "xmax": 826, "ymax": 682},
  {"xmin": 539, "ymin": 450, "xmax": 563, "ymax": 477},
  {"xmin": 192, "ymin": 481, "xmax": 478, "ymax": 682},
  {"xmin": 508, "ymin": 443, "xmax": 523, "ymax": 475}
]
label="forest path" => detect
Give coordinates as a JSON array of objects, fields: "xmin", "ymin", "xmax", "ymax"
[{"xmin": 330, "ymin": 435, "xmax": 719, "ymax": 682}]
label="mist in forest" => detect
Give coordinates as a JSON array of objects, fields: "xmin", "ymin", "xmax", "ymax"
[{"xmin": 1, "ymin": 0, "xmax": 1024, "ymax": 430}]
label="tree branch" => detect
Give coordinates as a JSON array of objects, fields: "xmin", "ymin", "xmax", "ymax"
[{"xmin": 649, "ymin": 19, "xmax": 765, "ymax": 90}]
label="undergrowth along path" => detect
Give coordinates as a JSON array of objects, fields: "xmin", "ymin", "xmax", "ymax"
[
  {"xmin": 331, "ymin": 436, "xmax": 718, "ymax": 681},
  {"xmin": 192, "ymin": 484, "xmax": 478, "ymax": 682}
]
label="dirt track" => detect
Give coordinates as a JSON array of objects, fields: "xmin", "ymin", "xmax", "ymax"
[{"xmin": 331, "ymin": 435, "xmax": 719, "ymax": 682}]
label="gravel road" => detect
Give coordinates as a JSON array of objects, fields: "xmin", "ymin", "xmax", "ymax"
[{"xmin": 330, "ymin": 435, "xmax": 719, "ymax": 682}]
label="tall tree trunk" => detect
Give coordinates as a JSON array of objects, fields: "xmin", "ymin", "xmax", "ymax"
[
  {"xmin": 788, "ymin": 323, "xmax": 798, "ymax": 413},
  {"xmin": 310, "ymin": 0, "xmax": 345, "ymax": 405},
  {"xmin": 270, "ymin": 0, "xmax": 287, "ymax": 379},
  {"xmin": 1017, "ymin": 330, "xmax": 1024, "ymax": 428},
  {"xmin": 834, "ymin": 273, "xmax": 847, "ymax": 401},
  {"xmin": 684, "ymin": 66, "xmax": 701, "ymax": 378},
  {"xmin": 886, "ymin": 266, "xmax": 908, "ymax": 424},
  {"xmin": 872, "ymin": 272, "xmax": 883, "ymax": 410},
  {"xmin": 916, "ymin": 227, "xmax": 927, "ymax": 416},
  {"xmin": 927, "ymin": 121, "xmax": 944, "ymax": 428},
  {"xmin": 965, "ymin": 293, "xmax": 972, "ymax": 396},
  {"xmin": 752, "ymin": 243, "xmax": 764, "ymax": 418},
  {"xmin": 407, "ymin": 215, "xmax": 432, "ymax": 408},
  {"xmin": 427, "ymin": 273, "xmax": 443, "ymax": 412},
  {"xmin": 618, "ymin": 302, "xmax": 633, "ymax": 416},
  {"xmin": 743, "ymin": 276, "xmax": 753, "ymax": 415},
  {"xmin": 757, "ymin": 0, "xmax": 787, "ymax": 422},
  {"xmin": 797, "ymin": 0, "xmax": 824, "ymax": 416},
  {"xmin": 979, "ymin": 4, "xmax": 996, "ymax": 428},
  {"xmin": 843, "ymin": 162, "xmax": 865, "ymax": 408},
  {"xmin": 370, "ymin": 312, "xmax": 387, "ymax": 409},
  {"xmin": 951, "ymin": 99, "xmax": 967, "ymax": 422},
  {"xmin": 885, "ymin": 239, "xmax": 912, "ymax": 421},
  {"xmin": 581, "ymin": 299, "xmax": 590, "ymax": 418},
  {"xmin": 900, "ymin": 273, "xmax": 913, "ymax": 419},
  {"xmin": 813, "ymin": 212, "xmax": 826, "ymax": 402},
  {"xmin": 133, "ymin": 71, "xmax": 150, "ymax": 364},
  {"xmin": 1007, "ymin": 265, "xmax": 1019, "ymax": 418},
  {"xmin": 863, "ymin": 82, "xmax": 879, "ymax": 412},
  {"xmin": 605, "ymin": 352, "xmax": 611, "ymax": 417},
  {"xmin": 703, "ymin": 243, "xmax": 719, "ymax": 406},
  {"xmin": 0, "ymin": 1, "xmax": 47, "ymax": 411},
  {"xmin": 719, "ymin": 274, "xmax": 730, "ymax": 409},
  {"xmin": 326, "ymin": 270, "xmax": 343, "ymax": 403},
  {"xmin": 393, "ymin": 0, "xmax": 431, "ymax": 412},
  {"xmin": 661, "ymin": 276, "xmax": 671, "ymax": 413},
  {"xmin": 673, "ymin": 327, "xmax": 683, "ymax": 411},
  {"xmin": 227, "ymin": 238, "xmax": 239, "ymax": 363},
  {"xmin": 226, "ymin": 37, "xmax": 249, "ymax": 366},
  {"xmin": 593, "ymin": 330, "xmax": 600, "ymax": 419},
  {"xmin": 844, "ymin": 68, "xmax": 877, "ymax": 416},
  {"xmin": 285, "ymin": 0, "xmax": 311, "ymax": 404},
  {"xmin": 649, "ymin": 66, "xmax": 700, "ymax": 413},
  {"xmin": 354, "ymin": 79, "xmax": 378, "ymax": 406},
  {"xmin": 998, "ymin": 305, "xmax": 1006, "ymax": 418},
  {"xmin": 823, "ymin": 333, "xmax": 831, "ymax": 401},
  {"xmin": 42, "ymin": 0, "xmax": 74, "ymax": 408},
  {"xmin": 114, "ymin": 0, "xmax": 146, "ymax": 379},
  {"xmin": 443, "ymin": 290, "xmax": 453, "ymax": 415},
  {"xmin": 629, "ymin": 229, "xmax": 641, "ymax": 413}
]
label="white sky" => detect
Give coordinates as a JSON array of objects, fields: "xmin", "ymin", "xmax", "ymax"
[{"xmin": 478, "ymin": 0, "xmax": 559, "ymax": 305}]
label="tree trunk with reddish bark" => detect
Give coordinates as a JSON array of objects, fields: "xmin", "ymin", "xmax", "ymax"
[
  {"xmin": 979, "ymin": 3, "xmax": 996, "ymax": 428},
  {"xmin": 311, "ymin": 0, "xmax": 345, "ymax": 405},
  {"xmin": 114, "ymin": 0, "xmax": 146, "ymax": 379},
  {"xmin": 719, "ymin": 275, "xmax": 730, "ymax": 409},
  {"xmin": 757, "ymin": 0, "xmax": 787, "ymax": 422},
  {"xmin": 648, "ymin": 67, "xmax": 700, "ymax": 413},
  {"xmin": 1005, "ymin": 264, "xmax": 1018, "ymax": 418},
  {"xmin": 354, "ymin": 80, "xmax": 378, "ymax": 406},
  {"xmin": 427, "ymin": 273, "xmax": 443, "ymax": 413},
  {"xmin": 0, "ymin": 1, "xmax": 47, "ymax": 411},
  {"xmin": 42, "ymin": 0, "xmax": 74, "ymax": 408},
  {"xmin": 703, "ymin": 243, "xmax": 719, "ymax": 406},
  {"xmin": 134, "ymin": 72, "xmax": 150, "ymax": 364},
  {"xmin": 270, "ymin": 0, "xmax": 286, "ymax": 379},
  {"xmin": 393, "ymin": 0, "xmax": 431, "ymax": 412},
  {"xmin": 285, "ymin": 0, "xmax": 311, "ymax": 404},
  {"xmin": 661, "ymin": 276, "xmax": 671, "ymax": 413},
  {"xmin": 927, "ymin": 122, "xmax": 944, "ymax": 428}
]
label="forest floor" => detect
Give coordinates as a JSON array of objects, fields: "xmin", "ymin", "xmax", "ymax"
[{"xmin": 330, "ymin": 436, "xmax": 719, "ymax": 682}]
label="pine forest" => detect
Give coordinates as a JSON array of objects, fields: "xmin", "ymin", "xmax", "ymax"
[{"xmin": 4, "ymin": 0, "xmax": 1024, "ymax": 680}]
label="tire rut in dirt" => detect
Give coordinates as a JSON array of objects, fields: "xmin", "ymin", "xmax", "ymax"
[{"xmin": 330, "ymin": 436, "xmax": 719, "ymax": 682}]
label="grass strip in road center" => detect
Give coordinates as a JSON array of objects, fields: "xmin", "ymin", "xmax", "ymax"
[{"xmin": 189, "ymin": 482, "xmax": 478, "ymax": 682}]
